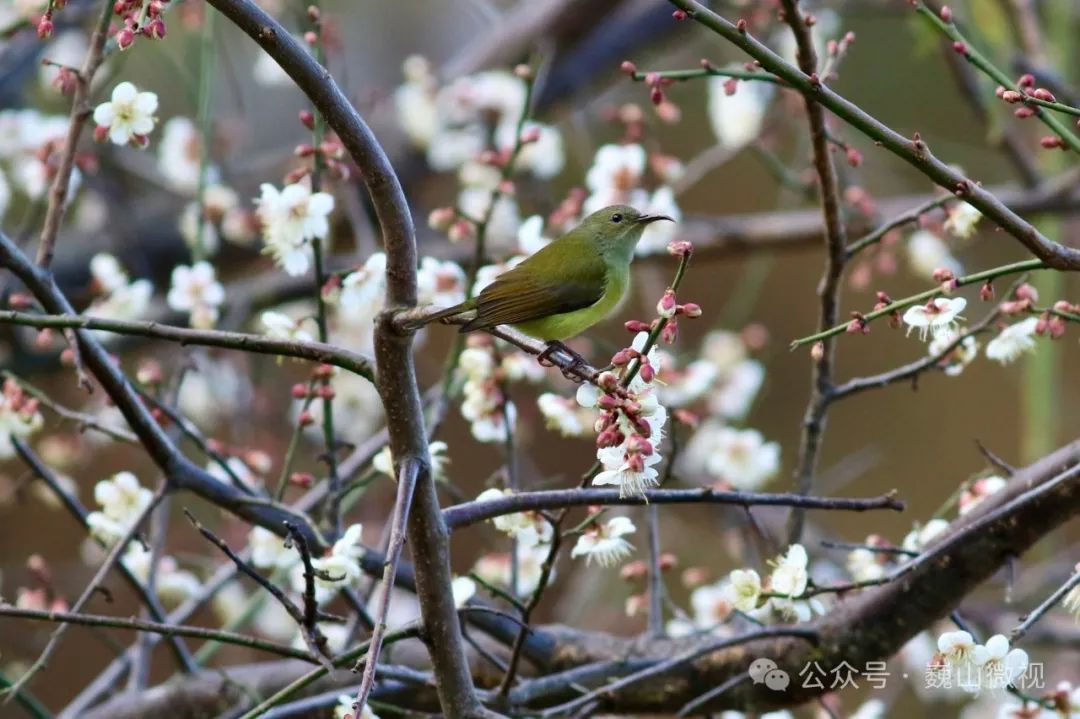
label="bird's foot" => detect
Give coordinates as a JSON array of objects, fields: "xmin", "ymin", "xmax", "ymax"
[{"xmin": 537, "ymin": 341, "xmax": 590, "ymax": 382}]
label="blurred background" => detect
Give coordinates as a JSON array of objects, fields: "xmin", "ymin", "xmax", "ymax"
[{"xmin": 0, "ymin": 0, "xmax": 1077, "ymax": 716}]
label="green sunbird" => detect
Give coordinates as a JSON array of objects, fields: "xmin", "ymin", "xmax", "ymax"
[{"xmin": 421, "ymin": 205, "xmax": 673, "ymax": 358}]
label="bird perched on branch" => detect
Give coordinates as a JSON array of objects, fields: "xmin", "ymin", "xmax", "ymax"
[{"xmin": 412, "ymin": 204, "xmax": 672, "ymax": 370}]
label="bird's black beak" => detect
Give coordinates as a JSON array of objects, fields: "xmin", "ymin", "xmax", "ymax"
[{"xmin": 635, "ymin": 214, "xmax": 674, "ymax": 225}]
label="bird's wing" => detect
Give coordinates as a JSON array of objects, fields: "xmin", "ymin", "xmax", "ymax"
[{"xmin": 464, "ymin": 236, "xmax": 606, "ymax": 330}]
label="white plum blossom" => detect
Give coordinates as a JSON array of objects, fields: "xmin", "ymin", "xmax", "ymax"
[
  {"xmin": 516, "ymin": 214, "xmax": 551, "ymax": 255},
  {"xmin": 902, "ymin": 518, "xmax": 950, "ymax": 552},
  {"xmin": 570, "ymin": 516, "xmax": 636, "ymax": 567},
  {"xmin": 583, "ymin": 143, "xmax": 648, "ymax": 214},
  {"xmin": 86, "ymin": 471, "xmax": 153, "ymax": 545},
  {"xmin": 457, "ymin": 341, "xmax": 540, "ymax": 443},
  {"xmin": 167, "ymin": 262, "xmax": 225, "ymax": 329},
  {"xmin": 260, "ymin": 310, "xmax": 314, "ymax": 342},
  {"xmin": 457, "ymin": 185, "xmax": 521, "ymax": 251},
  {"xmin": 707, "ymin": 74, "xmax": 773, "ymax": 150},
  {"xmin": 372, "ymin": 441, "xmax": 449, "ymax": 482},
  {"xmin": 334, "ymin": 695, "xmax": 380, "ymax": 719},
  {"xmin": 847, "ymin": 547, "xmax": 887, "ymax": 582},
  {"xmin": 207, "ymin": 456, "xmax": 261, "ymax": 491},
  {"xmin": 472, "ymin": 544, "xmax": 551, "ymax": 596},
  {"xmin": 682, "ymin": 422, "xmax": 780, "ymax": 491},
  {"xmin": 710, "ymin": 360, "xmax": 766, "ymax": 420},
  {"xmin": 417, "ymin": 257, "xmax": 466, "ymax": 308},
  {"xmin": 769, "ymin": 544, "xmax": 809, "ymax": 598},
  {"xmin": 902, "ymin": 297, "xmax": 967, "ymax": 341},
  {"xmin": 935, "ymin": 629, "xmax": 979, "ymax": 683},
  {"xmin": 985, "ymin": 317, "xmax": 1039, "ymax": 364},
  {"xmin": 393, "ymin": 55, "xmax": 439, "ymax": 147},
  {"xmin": 972, "ymin": 634, "xmax": 1029, "ymax": 691},
  {"xmin": 944, "ymin": 201, "xmax": 982, "ymax": 239},
  {"xmin": 537, "ymin": 392, "xmax": 596, "ymax": 438},
  {"xmin": 93, "ymin": 82, "xmax": 158, "ymax": 146},
  {"xmin": 654, "ymin": 356, "xmax": 719, "ymax": 408},
  {"xmin": 496, "ymin": 120, "xmax": 565, "ymax": 179},
  {"xmin": 86, "ymin": 253, "xmax": 153, "ymax": 331},
  {"xmin": 907, "ymin": 230, "xmax": 962, "ymax": 278},
  {"xmin": 293, "ymin": 523, "xmax": 366, "ymax": 604},
  {"xmin": 689, "ymin": 580, "xmax": 734, "ymax": 628},
  {"xmin": 451, "ymin": 576, "xmax": 476, "ymax": 608},
  {"xmin": 249, "ymin": 526, "xmax": 300, "ymax": 570},
  {"xmin": 476, "ymin": 487, "xmax": 552, "ymax": 548},
  {"xmin": 158, "ymin": 117, "xmax": 201, "ymax": 192},
  {"xmin": 256, "ymin": 180, "xmax": 335, "ymax": 276},
  {"xmin": 122, "ymin": 544, "xmax": 201, "ymax": 606},
  {"xmin": 723, "ymin": 568, "xmax": 762, "ymax": 612},
  {"xmin": 958, "ymin": 476, "xmax": 1008, "ymax": 515},
  {"xmin": 0, "ymin": 379, "xmax": 43, "ymax": 459},
  {"xmin": 928, "ymin": 327, "xmax": 979, "ymax": 377},
  {"xmin": 1063, "ymin": 578, "xmax": 1080, "ymax": 621}
]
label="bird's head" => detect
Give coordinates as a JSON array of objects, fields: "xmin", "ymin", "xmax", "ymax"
[{"xmin": 579, "ymin": 204, "xmax": 674, "ymax": 257}]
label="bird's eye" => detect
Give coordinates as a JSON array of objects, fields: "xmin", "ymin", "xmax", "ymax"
[{"xmin": 611, "ymin": 213, "xmax": 623, "ymax": 223}]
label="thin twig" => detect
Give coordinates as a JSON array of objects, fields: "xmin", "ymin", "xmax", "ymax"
[
  {"xmin": 778, "ymin": 0, "xmax": 849, "ymax": 545},
  {"xmin": 1011, "ymin": 570, "xmax": 1080, "ymax": 643},
  {"xmin": 353, "ymin": 459, "xmax": 419, "ymax": 710},
  {"xmin": 442, "ymin": 487, "xmax": 904, "ymax": 529},
  {"xmin": 0, "ymin": 605, "xmax": 317, "ymax": 662},
  {"xmin": 0, "ymin": 309, "xmax": 375, "ymax": 380}
]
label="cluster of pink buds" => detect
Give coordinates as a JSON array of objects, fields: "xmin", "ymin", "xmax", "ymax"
[
  {"xmin": 2, "ymin": 378, "xmax": 41, "ymax": 425},
  {"xmin": 995, "ymin": 74, "xmax": 1061, "ymax": 124},
  {"xmin": 998, "ymin": 282, "xmax": 1039, "ymax": 315},
  {"xmin": 846, "ymin": 311, "xmax": 870, "ymax": 335},
  {"xmin": 1035, "ymin": 300, "xmax": 1078, "ymax": 339},
  {"xmin": 111, "ymin": 0, "xmax": 169, "ymax": 50},
  {"xmin": 826, "ymin": 30, "xmax": 857, "ymax": 59},
  {"xmin": 16, "ymin": 555, "xmax": 68, "ymax": 613},
  {"xmin": 629, "ymin": 68, "xmax": 681, "ymax": 123},
  {"xmin": 288, "ymin": 133, "xmax": 350, "ymax": 183},
  {"xmin": 623, "ymin": 289, "xmax": 702, "ymax": 347},
  {"xmin": 932, "ymin": 267, "xmax": 958, "ymax": 292}
]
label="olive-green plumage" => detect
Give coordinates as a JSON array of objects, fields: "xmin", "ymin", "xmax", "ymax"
[{"xmin": 426, "ymin": 205, "xmax": 672, "ymax": 341}]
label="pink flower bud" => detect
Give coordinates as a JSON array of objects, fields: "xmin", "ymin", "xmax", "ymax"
[
  {"xmin": 679, "ymin": 303, "xmax": 702, "ymax": 318},
  {"xmin": 291, "ymin": 383, "xmax": 309, "ymax": 399},
  {"xmin": 1015, "ymin": 283, "xmax": 1039, "ymax": 302},
  {"xmin": 299, "ymin": 110, "xmax": 315, "ymax": 130},
  {"xmin": 93, "ymin": 125, "xmax": 109, "ymax": 142},
  {"xmin": 661, "ymin": 320, "xmax": 678, "ymax": 344},
  {"xmin": 611, "ymin": 349, "xmax": 634, "ymax": 366},
  {"xmin": 597, "ymin": 372, "xmax": 619, "ymax": 392},
  {"xmin": 520, "ymin": 126, "xmax": 541, "ymax": 144},
  {"xmin": 1035, "ymin": 317, "xmax": 1049, "ymax": 335},
  {"xmin": 289, "ymin": 472, "xmax": 315, "ymax": 488},
  {"xmin": 672, "ymin": 9, "xmax": 687, "ymax": 20},
  {"xmin": 846, "ymin": 147, "xmax": 862, "ymax": 167},
  {"xmin": 995, "ymin": 86, "xmax": 1006, "ymax": 98},
  {"xmin": 597, "ymin": 394, "xmax": 621, "ymax": 411},
  {"xmin": 627, "ymin": 453, "xmax": 645, "ymax": 473},
  {"xmin": 1047, "ymin": 315, "xmax": 1066, "ymax": 339},
  {"xmin": 952, "ymin": 41, "xmax": 967, "ymax": 55},
  {"xmin": 1014, "ymin": 106, "xmax": 1035, "ymax": 119},
  {"xmin": 447, "ymin": 219, "xmax": 473, "ymax": 243},
  {"xmin": 513, "ymin": 63, "xmax": 532, "ymax": 80},
  {"xmin": 650, "ymin": 87, "xmax": 664, "ymax": 105},
  {"xmin": 303, "ymin": 30, "xmax": 317, "ymax": 45},
  {"xmin": 1040, "ymin": 135, "xmax": 1066, "ymax": 149},
  {"xmin": 427, "ymin": 206, "xmax": 456, "ymax": 232},
  {"xmin": 37, "ymin": 15, "xmax": 54, "ymax": 39},
  {"xmin": 115, "ymin": 26, "xmax": 136, "ymax": 50},
  {"xmin": 932, "ymin": 267, "xmax": 955, "ymax": 282},
  {"xmin": 810, "ymin": 341, "xmax": 825, "ymax": 361},
  {"xmin": 1018, "ymin": 73, "xmax": 1035, "ymax": 88},
  {"xmin": 1000, "ymin": 90, "xmax": 1022, "ymax": 103},
  {"xmin": 147, "ymin": 18, "xmax": 166, "ymax": 39},
  {"xmin": 939, "ymin": 5, "xmax": 952, "ymax": 21},
  {"xmin": 639, "ymin": 362, "xmax": 656, "ymax": 383},
  {"xmin": 1033, "ymin": 88, "xmax": 1056, "ymax": 102},
  {"xmin": 597, "ymin": 427, "xmax": 622, "ymax": 448},
  {"xmin": 624, "ymin": 320, "xmax": 651, "ymax": 333},
  {"xmin": 9, "ymin": 293, "xmax": 32, "ymax": 310},
  {"xmin": 980, "ymin": 281, "xmax": 994, "ymax": 301},
  {"xmin": 620, "ymin": 60, "xmax": 637, "ymax": 75},
  {"xmin": 736, "ymin": 18, "xmax": 747, "ymax": 32},
  {"xmin": 667, "ymin": 240, "xmax": 693, "ymax": 256},
  {"xmin": 656, "ymin": 288, "xmax": 677, "ymax": 318},
  {"xmin": 997, "ymin": 299, "xmax": 1028, "ymax": 315}
]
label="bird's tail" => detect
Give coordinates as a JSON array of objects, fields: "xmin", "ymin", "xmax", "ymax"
[{"xmin": 400, "ymin": 301, "xmax": 474, "ymax": 331}]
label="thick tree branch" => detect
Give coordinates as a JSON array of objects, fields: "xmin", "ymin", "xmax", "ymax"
[{"xmin": 198, "ymin": 1, "xmax": 491, "ymax": 715}]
